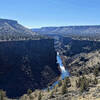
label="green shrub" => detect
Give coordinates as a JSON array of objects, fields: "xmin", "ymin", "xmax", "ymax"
[
  {"xmin": 38, "ymin": 92, "xmax": 42, "ymax": 100},
  {"xmin": 27, "ymin": 89, "xmax": 32, "ymax": 95}
]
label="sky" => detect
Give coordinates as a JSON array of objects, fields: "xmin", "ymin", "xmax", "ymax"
[{"xmin": 0, "ymin": 0, "xmax": 100, "ymax": 28}]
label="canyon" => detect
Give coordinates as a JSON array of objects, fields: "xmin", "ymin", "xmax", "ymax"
[{"xmin": 1, "ymin": 19, "xmax": 100, "ymax": 99}]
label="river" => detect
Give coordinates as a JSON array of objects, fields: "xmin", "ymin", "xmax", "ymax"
[{"xmin": 51, "ymin": 52, "xmax": 70, "ymax": 88}]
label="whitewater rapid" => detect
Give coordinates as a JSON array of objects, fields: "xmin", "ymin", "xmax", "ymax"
[
  {"xmin": 51, "ymin": 52, "xmax": 69, "ymax": 88},
  {"xmin": 57, "ymin": 52, "xmax": 69, "ymax": 79}
]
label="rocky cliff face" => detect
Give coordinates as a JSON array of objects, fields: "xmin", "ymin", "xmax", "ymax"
[
  {"xmin": 0, "ymin": 39, "xmax": 60, "ymax": 98},
  {"xmin": 55, "ymin": 36, "xmax": 100, "ymax": 76}
]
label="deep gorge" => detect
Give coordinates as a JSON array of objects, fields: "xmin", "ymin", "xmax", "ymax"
[{"xmin": 0, "ymin": 39, "xmax": 60, "ymax": 98}]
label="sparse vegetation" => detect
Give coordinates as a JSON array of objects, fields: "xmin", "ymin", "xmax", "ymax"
[
  {"xmin": 58, "ymin": 80, "xmax": 62, "ymax": 87},
  {"xmin": 94, "ymin": 67, "xmax": 99, "ymax": 77},
  {"xmin": 76, "ymin": 76, "xmax": 89, "ymax": 92}
]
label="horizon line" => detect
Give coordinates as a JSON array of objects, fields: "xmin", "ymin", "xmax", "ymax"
[{"xmin": 28, "ymin": 24, "xmax": 100, "ymax": 29}]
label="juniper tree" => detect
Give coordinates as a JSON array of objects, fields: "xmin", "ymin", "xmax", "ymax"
[
  {"xmin": 61, "ymin": 82, "xmax": 68, "ymax": 95},
  {"xmin": 64, "ymin": 77, "xmax": 71, "ymax": 87},
  {"xmin": 27, "ymin": 89, "xmax": 32, "ymax": 96},
  {"xmin": 38, "ymin": 92, "xmax": 42, "ymax": 100},
  {"xmin": 94, "ymin": 67, "xmax": 99, "ymax": 77}
]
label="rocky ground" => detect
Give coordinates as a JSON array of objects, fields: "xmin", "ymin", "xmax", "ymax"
[
  {"xmin": 65, "ymin": 50, "xmax": 100, "ymax": 76},
  {"xmin": 11, "ymin": 73, "xmax": 100, "ymax": 100}
]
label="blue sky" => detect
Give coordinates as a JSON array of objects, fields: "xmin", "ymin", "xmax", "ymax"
[{"xmin": 0, "ymin": 0, "xmax": 100, "ymax": 28}]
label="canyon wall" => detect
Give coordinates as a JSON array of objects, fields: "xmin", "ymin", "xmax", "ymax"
[
  {"xmin": 0, "ymin": 39, "xmax": 60, "ymax": 98},
  {"xmin": 60, "ymin": 37, "xmax": 100, "ymax": 56},
  {"xmin": 54, "ymin": 36, "xmax": 100, "ymax": 76}
]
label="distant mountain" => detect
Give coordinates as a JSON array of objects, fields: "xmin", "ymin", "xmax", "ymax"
[{"xmin": 32, "ymin": 25, "xmax": 100, "ymax": 38}]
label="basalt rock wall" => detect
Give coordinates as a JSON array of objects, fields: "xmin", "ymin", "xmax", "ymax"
[{"xmin": 0, "ymin": 39, "xmax": 60, "ymax": 98}]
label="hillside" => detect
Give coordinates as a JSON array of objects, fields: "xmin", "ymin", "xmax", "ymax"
[
  {"xmin": 0, "ymin": 19, "xmax": 36, "ymax": 35},
  {"xmin": 0, "ymin": 19, "xmax": 40, "ymax": 40}
]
